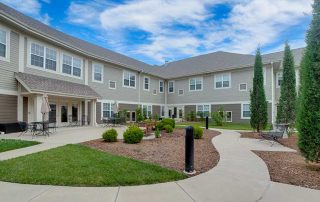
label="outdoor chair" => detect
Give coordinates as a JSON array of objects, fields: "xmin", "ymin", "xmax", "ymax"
[
  {"xmin": 260, "ymin": 123, "xmax": 288, "ymax": 146},
  {"xmin": 48, "ymin": 122, "xmax": 57, "ymax": 133}
]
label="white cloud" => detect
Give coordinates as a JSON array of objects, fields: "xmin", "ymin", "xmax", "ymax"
[
  {"xmin": 0, "ymin": 0, "xmax": 51, "ymax": 24},
  {"xmin": 66, "ymin": 0, "xmax": 312, "ymax": 64}
]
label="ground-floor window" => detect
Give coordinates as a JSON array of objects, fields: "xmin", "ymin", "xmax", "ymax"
[
  {"xmin": 142, "ymin": 105, "xmax": 152, "ymax": 118},
  {"xmin": 197, "ymin": 104, "xmax": 210, "ymax": 117},
  {"xmin": 102, "ymin": 102, "xmax": 113, "ymax": 118},
  {"xmin": 225, "ymin": 111, "xmax": 232, "ymax": 122},
  {"xmin": 242, "ymin": 104, "xmax": 251, "ymax": 119},
  {"xmin": 61, "ymin": 105, "xmax": 68, "ymax": 122},
  {"xmin": 160, "ymin": 106, "xmax": 165, "ymax": 117}
]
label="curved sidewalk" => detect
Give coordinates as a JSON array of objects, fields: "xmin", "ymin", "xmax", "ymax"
[{"xmin": 0, "ymin": 129, "xmax": 319, "ymax": 202}]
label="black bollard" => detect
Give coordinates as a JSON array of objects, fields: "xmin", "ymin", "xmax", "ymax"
[
  {"xmin": 206, "ymin": 116, "xmax": 209, "ymax": 130},
  {"xmin": 185, "ymin": 126, "xmax": 195, "ymax": 174}
]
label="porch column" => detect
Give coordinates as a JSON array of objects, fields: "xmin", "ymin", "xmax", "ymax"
[
  {"xmin": 90, "ymin": 100, "xmax": 97, "ymax": 126},
  {"xmin": 17, "ymin": 84, "xmax": 23, "ymax": 122},
  {"xmin": 84, "ymin": 100, "xmax": 89, "ymax": 125},
  {"xmin": 68, "ymin": 100, "xmax": 72, "ymax": 122},
  {"xmin": 33, "ymin": 94, "xmax": 42, "ymax": 122}
]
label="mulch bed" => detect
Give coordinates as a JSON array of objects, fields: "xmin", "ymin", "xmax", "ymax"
[{"xmin": 82, "ymin": 129, "xmax": 220, "ymax": 175}]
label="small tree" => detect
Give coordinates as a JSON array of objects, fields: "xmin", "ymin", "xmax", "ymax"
[
  {"xmin": 276, "ymin": 42, "xmax": 297, "ymax": 125},
  {"xmin": 250, "ymin": 48, "xmax": 268, "ymax": 132},
  {"xmin": 297, "ymin": 0, "xmax": 320, "ymax": 163},
  {"xmin": 135, "ymin": 107, "xmax": 144, "ymax": 123}
]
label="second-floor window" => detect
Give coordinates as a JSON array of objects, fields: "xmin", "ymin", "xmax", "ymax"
[
  {"xmin": 0, "ymin": 29, "xmax": 7, "ymax": 58},
  {"xmin": 62, "ymin": 54, "xmax": 82, "ymax": 77},
  {"xmin": 159, "ymin": 80, "xmax": 164, "ymax": 93},
  {"xmin": 276, "ymin": 72, "xmax": 283, "ymax": 88},
  {"xmin": 190, "ymin": 77, "xmax": 202, "ymax": 91},
  {"xmin": 215, "ymin": 73, "xmax": 231, "ymax": 89},
  {"xmin": 168, "ymin": 81, "xmax": 175, "ymax": 93},
  {"xmin": 144, "ymin": 77, "xmax": 150, "ymax": 91},
  {"xmin": 93, "ymin": 63, "xmax": 103, "ymax": 82},
  {"xmin": 123, "ymin": 71, "xmax": 136, "ymax": 88},
  {"xmin": 31, "ymin": 43, "xmax": 57, "ymax": 71}
]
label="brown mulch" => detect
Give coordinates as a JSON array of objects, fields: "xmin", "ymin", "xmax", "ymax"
[
  {"xmin": 81, "ymin": 129, "xmax": 220, "ymax": 175},
  {"xmin": 254, "ymin": 151, "xmax": 320, "ymax": 190}
]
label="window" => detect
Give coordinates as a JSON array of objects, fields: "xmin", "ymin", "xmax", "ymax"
[
  {"xmin": 123, "ymin": 71, "xmax": 136, "ymax": 88},
  {"xmin": 178, "ymin": 89, "xmax": 184, "ymax": 95},
  {"xmin": 62, "ymin": 54, "xmax": 82, "ymax": 77},
  {"xmin": 239, "ymin": 83, "xmax": 247, "ymax": 91},
  {"xmin": 92, "ymin": 63, "xmax": 103, "ymax": 82},
  {"xmin": 160, "ymin": 106, "xmax": 165, "ymax": 117},
  {"xmin": 30, "ymin": 42, "xmax": 57, "ymax": 71},
  {"xmin": 144, "ymin": 77, "xmax": 150, "ymax": 91},
  {"xmin": 61, "ymin": 105, "xmax": 68, "ymax": 123},
  {"xmin": 197, "ymin": 104, "xmax": 210, "ymax": 117},
  {"xmin": 109, "ymin": 81, "xmax": 116, "ymax": 89},
  {"xmin": 215, "ymin": 73, "xmax": 231, "ymax": 89},
  {"xmin": 276, "ymin": 72, "xmax": 283, "ymax": 88},
  {"xmin": 242, "ymin": 104, "xmax": 251, "ymax": 119},
  {"xmin": 142, "ymin": 105, "xmax": 152, "ymax": 118},
  {"xmin": 159, "ymin": 80, "xmax": 164, "ymax": 93},
  {"xmin": 168, "ymin": 81, "xmax": 175, "ymax": 93},
  {"xmin": 225, "ymin": 111, "xmax": 232, "ymax": 122},
  {"xmin": 102, "ymin": 102, "xmax": 114, "ymax": 118},
  {"xmin": 0, "ymin": 29, "xmax": 7, "ymax": 58},
  {"xmin": 189, "ymin": 77, "xmax": 202, "ymax": 91},
  {"xmin": 153, "ymin": 89, "xmax": 157, "ymax": 95}
]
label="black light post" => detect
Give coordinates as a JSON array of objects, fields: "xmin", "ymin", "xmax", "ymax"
[{"xmin": 184, "ymin": 126, "xmax": 196, "ymax": 174}]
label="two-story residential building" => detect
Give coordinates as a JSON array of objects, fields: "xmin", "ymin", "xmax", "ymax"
[{"xmin": 0, "ymin": 3, "xmax": 304, "ymax": 127}]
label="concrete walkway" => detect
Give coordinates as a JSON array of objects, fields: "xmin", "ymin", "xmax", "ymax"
[{"xmin": 0, "ymin": 129, "xmax": 319, "ymax": 202}]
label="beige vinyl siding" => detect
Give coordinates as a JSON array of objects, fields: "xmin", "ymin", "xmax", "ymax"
[
  {"xmin": 118, "ymin": 103, "xmax": 138, "ymax": 111},
  {"xmin": 152, "ymin": 105, "xmax": 160, "ymax": 116},
  {"xmin": 0, "ymin": 94, "xmax": 17, "ymax": 123},
  {"xmin": 96, "ymin": 102, "xmax": 102, "ymax": 124},
  {"xmin": 140, "ymin": 75, "xmax": 165, "ymax": 104},
  {"xmin": 184, "ymin": 105, "xmax": 196, "ymax": 117}
]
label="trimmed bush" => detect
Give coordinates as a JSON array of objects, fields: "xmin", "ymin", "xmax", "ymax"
[
  {"xmin": 161, "ymin": 118, "xmax": 175, "ymax": 128},
  {"xmin": 193, "ymin": 124, "xmax": 203, "ymax": 139},
  {"xmin": 164, "ymin": 125, "xmax": 173, "ymax": 133},
  {"xmin": 123, "ymin": 125, "xmax": 144, "ymax": 144},
  {"xmin": 102, "ymin": 129, "xmax": 118, "ymax": 142}
]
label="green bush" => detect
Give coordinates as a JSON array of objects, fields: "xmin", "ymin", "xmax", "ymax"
[
  {"xmin": 136, "ymin": 107, "xmax": 144, "ymax": 123},
  {"xmin": 123, "ymin": 125, "xmax": 144, "ymax": 144},
  {"xmin": 193, "ymin": 124, "xmax": 203, "ymax": 139},
  {"xmin": 156, "ymin": 122, "xmax": 164, "ymax": 130},
  {"xmin": 187, "ymin": 111, "xmax": 196, "ymax": 121},
  {"xmin": 102, "ymin": 129, "xmax": 118, "ymax": 142},
  {"xmin": 161, "ymin": 118, "xmax": 175, "ymax": 128},
  {"xmin": 155, "ymin": 129, "xmax": 161, "ymax": 138},
  {"xmin": 164, "ymin": 125, "xmax": 173, "ymax": 133}
]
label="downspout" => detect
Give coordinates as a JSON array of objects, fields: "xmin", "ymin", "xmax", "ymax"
[
  {"xmin": 138, "ymin": 71, "xmax": 141, "ymax": 106},
  {"xmin": 164, "ymin": 80, "xmax": 168, "ymax": 117}
]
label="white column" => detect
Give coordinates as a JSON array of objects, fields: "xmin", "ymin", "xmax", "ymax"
[
  {"xmin": 78, "ymin": 101, "xmax": 82, "ymax": 122},
  {"xmin": 68, "ymin": 100, "xmax": 72, "ymax": 122},
  {"xmin": 90, "ymin": 100, "xmax": 97, "ymax": 126},
  {"xmin": 33, "ymin": 94, "xmax": 42, "ymax": 122},
  {"xmin": 17, "ymin": 84, "xmax": 23, "ymax": 121},
  {"xmin": 27, "ymin": 96, "xmax": 34, "ymax": 123},
  {"xmin": 84, "ymin": 100, "xmax": 89, "ymax": 125}
]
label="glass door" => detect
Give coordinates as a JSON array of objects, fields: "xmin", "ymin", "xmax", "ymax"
[{"xmin": 49, "ymin": 104, "xmax": 56, "ymax": 123}]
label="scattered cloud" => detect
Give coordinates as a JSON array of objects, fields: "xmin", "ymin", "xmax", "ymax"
[{"xmin": 0, "ymin": 0, "xmax": 51, "ymax": 24}]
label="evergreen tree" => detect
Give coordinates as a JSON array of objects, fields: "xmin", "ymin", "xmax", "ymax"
[
  {"xmin": 250, "ymin": 48, "xmax": 268, "ymax": 132},
  {"xmin": 297, "ymin": 0, "xmax": 320, "ymax": 163},
  {"xmin": 276, "ymin": 42, "xmax": 297, "ymax": 124}
]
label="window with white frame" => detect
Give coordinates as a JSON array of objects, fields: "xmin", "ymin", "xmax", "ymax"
[
  {"xmin": 178, "ymin": 89, "xmax": 184, "ymax": 95},
  {"xmin": 239, "ymin": 83, "xmax": 247, "ymax": 91},
  {"xmin": 102, "ymin": 102, "xmax": 114, "ymax": 118},
  {"xmin": 93, "ymin": 63, "xmax": 103, "ymax": 82},
  {"xmin": 144, "ymin": 77, "xmax": 150, "ymax": 91},
  {"xmin": 242, "ymin": 104, "xmax": 251, "ymax": 119},
  {"xmin": 168, "ymin": 81, "xmax": 174, "ymax": 93},
  {"xmin": 160, "ymin": 106, "xmax": 165, "ymax": 117},
  {"xmin": 109, "ymin": 81, "xmax": 116, "ymax": 89},
  {"xmin": 142, "ymin": 105, "xmax": 152, "ymax": 118},
  {"xmin": 276, "ymin": 72, "xmax": 283, "ymax": 88},
  {"xmin": 215, "ymin": 73, "xmax": 231, "ymax": 89},
  {"xmin": 225, "ymin": 111, "xmax": 232, "ymax": 122},
  {"xmin": 159, "ymin": 80, "xmax": 164, "ymax": 93},
  {"xmin": 30, "ymin": 42, "xmax": 57, "ymax": 71},
  {"xmin": 62, "ymin": 54, "xmax": 82, "ymax": 77},
  {"xmin": 0, "ymin": 28, "xmax": 7, "ymax": 58},
  {"xmin": 123, "ymin": 71, "xmax": 136, "ymax": 88},
  {"xmin": 153, "ymin": 89, "xmax": 157, "ymax": 95},
  {"xmin": 189, "ymin": 77, "xmax": 202, "ymax": 91},
  {"xmin": 197, "ymin": 104, "xmax": 210, "ymax": 117}
]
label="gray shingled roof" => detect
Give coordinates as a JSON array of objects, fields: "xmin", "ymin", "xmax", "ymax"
[
  {"xmin": 0, "ymin": 3, "xmax": 305, "ymax": 80},
  {"xmin": 15, "ymin": 73, "xmax": 101, "ymax": 99}
]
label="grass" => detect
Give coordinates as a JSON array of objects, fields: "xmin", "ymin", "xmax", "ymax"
[
  {"xmin": 176, "ymin": 121, "xmax": 269, "ymax": 130},
  {"xmin": 0, "ymin": 139, "xmax": 40, "ymax": 153},
  {"xmin": 0, "ymin": 144, "xmax": 186, "ymax": 186}
]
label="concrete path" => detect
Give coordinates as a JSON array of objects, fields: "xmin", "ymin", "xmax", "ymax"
[{"xmin": 0, "ymin": 129, "xmax": 319, "ymax": 202}]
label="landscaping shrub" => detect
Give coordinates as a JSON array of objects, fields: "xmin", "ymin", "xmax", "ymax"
[
  {"xmin": 155, "ymin": 129, "xmax": 161, "ymax": 138},
  {"xmin": 123, "ymin": 125, "xmax": 144, "ymax": 144},
  {"xmin": 135, "ymin": 107, "xmax": 144, "ymax": 123},
  {"xmin": 102, "ymin": 129, "xmax": 118, "ymax": 142},
  {"xmin": 193, "ymin": 124, "xmax": 203, "ymax": 139},
  {"xmin": 156, "ymin": 122, "xmax": 164, "ymax": 130},
  {"xmin": 161, "ymin": 118, "xmax": 175, "ymax": 128},
  {"xmin": 186, "ymin": 111, "xmax": 196, "ymax": 121},
  {"xmin": 164, "ymin": 125, "xmax": 173, "ymax": 133}
]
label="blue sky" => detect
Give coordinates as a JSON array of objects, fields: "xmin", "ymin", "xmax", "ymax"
[{"xmin": 1, "ymin": 0, "xmax": 312, "ymax": 65}]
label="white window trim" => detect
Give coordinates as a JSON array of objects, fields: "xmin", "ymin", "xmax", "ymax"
[
  {"xmin": 189, "ymin": 77, "xmax": 203, "ymax": 92},
  {"xmin": 0, "ymin": 25, "xmax": 10, "ymax": 62},
  {"xmin": 109, "ymin": 80, "xmax": 116, "ymax": 89},
  {"xmin": 214, "ymin": 72, "xmax": 231, "ymax": 89},
  {"xmin": 239, "ymin": 83, "xmax": 247, "ymax": 91},
  {"xmin": 159, "ymin": 80, "xmax": 164, "ymax": 93},
  {"xmin": 142, "ymin": 104, "xmax": 152, "ymax": 118},
  {"xmin": 241, "ymin": 103, "xmax": 251, "ymax": 119},
  {"xmin": 225, "ymin": 111, "xmax": 232, "ymax": 122},
  {"xmin": 143, "ymin": 76, "xmax": 150, "ymax": 91},
  {"xmin": 168, "ymin": 80, "xmax": 175, "ymax": 94},
  {"xmin": 122, "ymin": 71, "xmax": 136, "ymax": 89},
  {"xmin": 92, "ymin": 62, "xmax": 104, "ymax": 83},
  {"xmin": 196, "ymin": 104, "xmax": 211, "ymax": 118},
  {"xmin": 178, "ymin": 89, "xmax": 184, "ymax": 96},
  {"xmin": 27, "ymin": 39, "xmax": 59, "ymax": 74},
  {"xmin": 101, "ymin": 101, "xmax": 114, "ymax": 119},
  {"xmin": 276, "ymin": 72, "xmax": 283, "ymax": 88},
  {"xmin": 60, "ymin": 52, "xmax": 83, "ymax": 79}
]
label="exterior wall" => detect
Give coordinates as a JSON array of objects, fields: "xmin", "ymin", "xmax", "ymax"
[
  {"xmin": 152, "ymin": 105, "xmax": 160, "ymax": 116},
  {"xmin": 140, "ymin": 75, "xmax": 165, "ymax": 104},
  {"xmin": 184, "ymin": 105, "xmax": 196, "ymax": 117},
  {"xmin": 0, "ymin": 94, "xmax": 17, "ymax": 123},
  {"xmin": 96, "ymin": 102, "xmax": 102, "ymax": 124},
  {"xmin": 118, "ymin": 103, "xmax": 138, "ymax": 111}
]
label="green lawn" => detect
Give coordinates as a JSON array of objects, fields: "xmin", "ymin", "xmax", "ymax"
[
  {"xmin": 177, "ymin": 121, "xmax": 262, "ymax": 130},
  {"xmin": 0, "ymin": 139, "xmax": 40, "ymax": 153},
  {"xmin": 0, "ymin": 144, "xmax": 186, "ymax": 186}
]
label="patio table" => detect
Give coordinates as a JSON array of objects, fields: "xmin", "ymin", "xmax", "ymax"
[{"xmin": 30, "ymin": 121, "xmax": 50, "ymax": 137}]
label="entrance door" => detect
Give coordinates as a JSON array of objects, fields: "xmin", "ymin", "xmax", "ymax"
[
  {"xmin": 72, "ymin": 104, "xmax": 78, "ymax": 122},
  {"xmin": 61, "ymin": 105, "xmax": 68, "ymax": 123},
  {"xmin": 49, "ymin": 104, "xmax": 56, "ymax": 123},
  {"xmin": 131, "ymin": 111, "xmax": 136, "ymax": 122},
  {"xmin": 173, "ymin": 107, "xmax": 177, "ymax": 118},
  {"xmin": 168, "ymin": 109, "xmax": 172, "ymax": 118}
]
